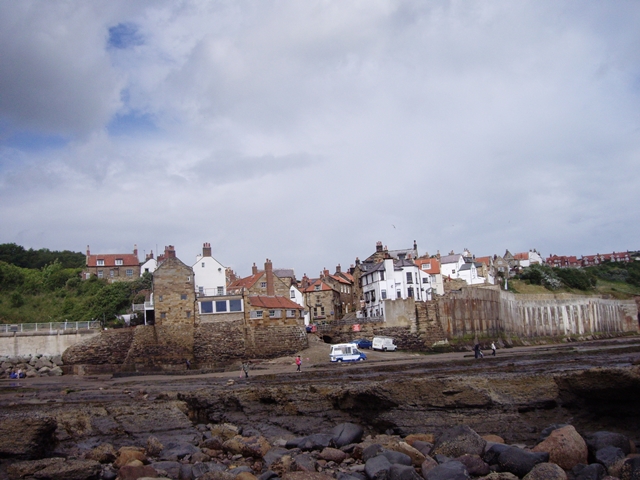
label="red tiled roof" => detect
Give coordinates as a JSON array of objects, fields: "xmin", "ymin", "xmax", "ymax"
[
  {"xmin": 329, "ymin": 274, "xmax": 350, "ymax": 284},
  {"xmin": 514, "ymin": 252, "xmax": 528, "ymax": 260},
  {"xmin": 301, "ymin": 278, "xmax": 335, "ymax": 293},
  {"xmin": 248, "ymin": 296, "xmax": 304, "ymax": 309},
  {"xmin": 228, "ymin": 272, "xmax": 263, "ymax": 289},
  {"xmin": 475, "ymin": 256, "xmax": 491, "ymax": 266},
  {"xmin": 87, "ymin": 253, "xmax": 139, "ymax": 267},
  {"xmin": 414, "ymin": 258, "xmax": 440, "ymax": 274}
]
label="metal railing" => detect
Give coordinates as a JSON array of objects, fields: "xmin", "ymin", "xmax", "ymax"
[{"xmin": 0, "ymin": 321, "xmax": 101, "ymax": 333}]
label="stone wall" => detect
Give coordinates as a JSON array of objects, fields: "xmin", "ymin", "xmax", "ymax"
[
  {"xmin": 246, "ymin": 325, "xmax": 308, "ymax": 358},
  {"xmin": 124, "ymin": 324, "xmax": 195, "ymax": 368},
  {"xmin": 61, "ymin": 329, "xmax": 134, "ymax": 365},
  {"xmin": 194, "ymin": 320, "xmax": 246, "ymax": 366}
]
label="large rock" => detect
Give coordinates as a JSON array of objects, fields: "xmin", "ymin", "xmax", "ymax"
[
  {"xmin": 585, "ymin": 431, "xmax": 632, "ymax": 457},
  {"xmin": 331, "ymin": 423, "xmax": 364, "ymax": 447},
  {"xmin": 495, "ymin": 446, "xmax": 549, "ymax": 478},
  {"xmin": 381, "ymin": 450, "xmax": 412, "ymax": 466},
  {"xmin": 532, "ymin": 425, "xmax": 587, "ymax": 470},
  {"xmin": 387, "ymin": 441, "xmax": 426, "ymax": 466},
  {"xmin": 424, "ymin": 460, "xmax": 470, "ymax": 480},
  {"xmin": 222, "ymin": 435, "xmax": 271, "ymax": 458},
  {"xmin": 432, "ymin": 426, "xmax": 486, "ymax": 458},
  {"xmin": 571, "ymin": 463, "xmax": 607, "ymax": 480},
  {"xmin": 620, "ymin": 456, "xmax": 640, "ymax": 480},
  {"xmin": 522, "ymin": 462, "xmax": 568, "ymax": 480},
  {"xmin": 456, "ymin": 454, "xmax": 490, "ymax": 476},
  {"xmin": 365, "ymin": 454, "xmax": 392, "ymax": 480},
  {"xmin": 85, "ymin": 443, "xmax": 116, "ymax": 463},
  {"xmin": 6, "ymin": 458, "xmax": 65, "ymax": 479},
  {"xmin": 0, "ymin": 414, "xmax": 57, "ymax": 459},
  {"xmin": 388, "ymin": 463, "xmax": 422, "ymax": 480},
  {"xmin": 595, "ymin": 445, "xmax": 626, "ymax": 477},
  {"xmin": 117, "ymin": 464, "xmax": 158, "ymax": 480}
]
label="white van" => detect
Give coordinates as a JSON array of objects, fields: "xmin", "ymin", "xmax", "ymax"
[
  {"xmin": 329, "ymin": 343, "xmax": 367, "ymax": 362},
  {"xmin": 372, "ymin": 336, "xmax": 397, "ymax": 352}
]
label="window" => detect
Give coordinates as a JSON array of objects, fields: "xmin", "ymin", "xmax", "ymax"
[
  {"xmin": 408, "ymin": 287, "xmax": 414, "ymax": 298},
  {"xmin": 202, "ymin": 262, "xmax": 205, "ymax": 268},
  {"xmin": 199, "ymin": 286, "xmax": 204, "ymax": 294},
  {"xmin": 314, "ymin": 285, "xmax": 320, "ymax": 291},
  {"xmin": 159, "ymin": 295, "xmax": 163, "ymax": 302},
  {"xmin": 126, "ymin": 269, "xmax": 133, "ymax": 277},
  {"xmin": 181, "ymin": 294, "xmax": 187, "ymax": 300},
  {"xmin": 380, "ymin": 271, "xmax": 385, "ymax": 281},
  {"xmin": 97, "ymin": 259, "xmax": 104, "ymax": 266},
  {"xmin": 290, "ymin": 290, "xmax": 295, "ymax": 299},
  {"xmin": 396, "ymin": 290, "xmax": 401, "ymax": 299},
  {"xmin": 452, "ymin": 270, "xmax": 456, "ymax": 274},
  {"xmin": 160, "ymin": 312, "xmax": 166, "ymax": 319},
  {"xmin": 217, "ymin": 286, "xmax": 224, "ymax": 295},
  {"xmin": 286, "ymin": 309, "xmax": 296, "ymax": 318},
  {"xmin": 406, "ymin": 272, "xmax": 413, "ymax": 284},
  {"xmin": 85, "ymin": 273, "xmax": 91, "ymax": 279},
  {"xmin": 250, "ymin": 310, "xmax": 263, "ymax": 319},
  {"xmin": 269, "ymin": 309, "xmax": 281, "ymax": 318},
  {"xmin": 186, "ymin": 311, "xmax": 191, "ymax": 318},
  {"xmin": 229, "ymin": 299, "xmax": 242, "ymax": 312},
  {"xmin": 422, "ymin": 263, "xmax": 431, "ymax": 270},
  {"xmin": 201, "ymin": 301, "xmax": 213, "ymax": 313},
  {"xmin": 216, "ymin": 300, "xmax": 227, "ymax": 312},
  {"xmin": 115, "ymin": 259, "xmax": 123, "ymax": 266},
  {"xmin": 261, "ymin": 282, "xmax": 267, "ymax": 288},
  {"xmin": 381, "ymin": 289, "xmax": 387, "ymax": 299},
  {"xmin": 320, "ymin": 306, "xmax": 325, "ymax": 316},
  {"xmin": 97, "ymin": 270, "xmax": 103, "ymax": 278},
  {"xmin": 110, "ymin": 270, "xmax": 115, "ymax": 278},
  {"xmin": 422, "ymin": 277, "xmax": 428, "ymax": 283},
  {"xmin": 187, "ymin": 276, "xmax": 191, "ymax": 282}
]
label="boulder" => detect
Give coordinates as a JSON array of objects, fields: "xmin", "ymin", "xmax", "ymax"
[
  {"xmin": 586, "ymin": 431, "xmax": 632, "ymax": 458},
  {"xmin": 117, "ymin": 464, "xmax": 158, "ymax": 480},
  {"xmin": 571, "ymin": 463, "xmax": 607, "ymax": 480},
  {"xmin": 456, "ymin": 454, "xmax": 490, "ymax": 476},
  {"xmin": 404, "ymin": 433, "xmax": 436, "ymax": 445},
  {"xmin": 48, "ymin": 366, "xmax": 64, "ymax": 376},
  {"xmin": 319, "ymin": 447, "xmax": 347, "ymax": 463},
  {"xmin": 496, "ymin": 446, "xmax": 549, "ymax": 478},
  {"xmin": 223, "ymin": 435, "xmax": 271, "ymax": 458},
  {"xmin": 388, "ymin": 463, "xmax": 422, "ymax": 480},
  {"xmin": 532, "ymin": 425, "xmax": 587, "ymax": 470},
  {"xmin": 620, "ymin": 457, "xmax": 640, "ymax": 480},
  {"xmin": 365, "ymin": 453, "xmax": 392, "ymax": 480},
  {"xmin": 294, "ymin": 453, "xmax": 318, "ymax": 472},
  {"xmin": 264, "ymin": 447, "xmax": 291, "ymax": 467},
  {"xmin": 362, "ymin": 444, "xmax": 385, "ymax": 462},
  {"xmin": 114, "ymin": 446, "xmax": 147, "ymax": 468},
  {"xmin": 522, "ymin": 462, "xmax": 568, "ymax": 480},
  {"xmin": 424, "ymin": 460, "xmax": 470, "ymax": 480},
  {"xmin": 387, "ymin": 441, "xmax": 426, "ymax": 466},
  {"xmin": 297, "ymin": 434, "xmax": 334, "ymax": 451},
  {"xmin": 596, "ymin": 445, "xmax": 626, "ymax": 475},
  {"xmin": 209, "ymin": 423, "xmax": 242, "ymax": 441},
  {"xmin": 420, "ymin": 456, "xmax": 439, "ymax": 478},
  {"xmin": 0, "ymin": 413, "xmax": 57, "ymax": 459},
  {"xmin": 149, "ymin": 461, "xmax": 181, "ymax": 479},
  {"xmin": 381, "ymin": 450, "xmax": 412, "ymax": 466},
  {"xmin": 201, "ymin": 436, "xmax": 225, "ymax": 450},
  {"xmin": 432, "ymin": 425, "xmax": 486, "ymax": 458},
  {"xmin": 331, "ymin": 423, "xmax": 364, "ymax": 447}
]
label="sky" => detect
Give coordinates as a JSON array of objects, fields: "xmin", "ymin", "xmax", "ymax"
[{"xmin": 1, "ymin": 1, "xmax": 639, "ymax": 279}]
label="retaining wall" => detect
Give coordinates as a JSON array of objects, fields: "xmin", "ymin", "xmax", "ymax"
[{"xmin": 0, "ymin": 330, "xmax": 100, "ymax": 357}]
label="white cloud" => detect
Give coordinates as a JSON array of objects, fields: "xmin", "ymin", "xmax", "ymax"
[{"xmin": 1, "ymin": 0, "xmax": 639, "ymax": 277}]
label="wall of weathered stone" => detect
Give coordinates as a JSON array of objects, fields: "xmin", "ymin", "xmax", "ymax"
[
  {"xmin": 123, "ymin": 324, "xmax": 195, "ymax": 368},
  {"xmin": 61, "ymin": 329, "xmax": 134, "ymax": 365},
  {"xmin": 194, "ymin": 320, "xmax": 246, "ymax": 366},
  {"xmin": 246, "ymin": 325, "xmax": 308, "ymax": 358},
  {"xmin": 0, "ymin": 330, "xmax": 100, "ymax": 357}
]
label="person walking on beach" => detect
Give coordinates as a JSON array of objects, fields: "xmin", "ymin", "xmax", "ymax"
[
  {"xmin": 474, "ymin": 343, "xmax": 484, "ymax": 359},
  {"xmin": 242, "ymin": 361, "xmax": 250, "ymax": 378},
  {"xmin": 295, "ymin": 355, "xmax": 302, "ymax": 372},
  {"xmin": 491, "ymin": 342, "xmax": 496, "ymax": 356}
]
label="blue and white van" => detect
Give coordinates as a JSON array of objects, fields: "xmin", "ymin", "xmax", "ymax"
[{"xmin": 329, "ymin": 343, "xmax": 367, "ymax": 362}]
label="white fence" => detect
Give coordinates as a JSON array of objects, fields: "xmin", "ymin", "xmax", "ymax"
[{"xmin": 0, "ymin": 321, "xmax": 101, "ymax": 334}]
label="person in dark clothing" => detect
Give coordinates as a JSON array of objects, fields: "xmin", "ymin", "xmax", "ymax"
[{"xmin": 474, "ymin": 343, "xmax": 484, "ymax": 359}]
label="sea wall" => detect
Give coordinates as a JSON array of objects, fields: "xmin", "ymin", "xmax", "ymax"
[{"xmin": 0, "ymin": 330, "xmax": 100, "ymax": 357}]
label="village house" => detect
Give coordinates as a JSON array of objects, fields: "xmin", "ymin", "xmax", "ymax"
[
  {"xmin": 300, "ymin": 275, "xmax": 342, "ymax": 323},
  {"xmin": 414, "ymin": 257, "xmax": 445, "ymax": 298},
  {"xmin": 84, "ymin": 245, "xmax": 141, "ymax": 282},
  {"xmin": 140, "ymin": 251, "xmax": 157, "ymax": 276},
  {"xmin": 193, "ymin": 242, "xmax": 227, "ymax": 297},
  {"xmin": 581, "ymin": 251, "xmax": 631, "ymax": 266},
  {"xmin": 546, "ymin": 254, "xmax": 581, "ymax": 268},
  {"xmin": 320, "ymin": 266, "xmax": 356, "ymax": 316}
]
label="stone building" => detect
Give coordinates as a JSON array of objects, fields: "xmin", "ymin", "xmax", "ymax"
[
  {"xmin": 301, "ymin": 276, "xmax": 342, "ymax": 323},
  {"xmin": 83, "ymin": 245, "xmax": 141, "ymax": 282},
  {"xmin": 227, "ymin": 259, "xmax": 292, "ymax": 297}
]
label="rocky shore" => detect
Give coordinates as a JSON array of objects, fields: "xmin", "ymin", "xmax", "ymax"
[
  {"xmin": 1, "ymin": 337, "xmax": 640, "ymax": 479},
  {"xmin": 0, "ymin": 354, "xmax": 64, "ymax": 378}
]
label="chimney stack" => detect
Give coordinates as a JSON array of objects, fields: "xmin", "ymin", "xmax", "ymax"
[
  {"xmin": 203, "ymin": 242, "xmax": 212, "ymax": 257},
  {"xmin": 134, "ymin": 244, "xmax": 138, "ymax": 257},
  {"xmin": 86, "ymin": 245, "xmax": 90, "ymax": 257},
  {"xmin": 252, "ymin": 263, "xmax": 258, "ymax": 275},
  {"xmin": 376, "ymin": 241, "xmax": 383, "ymax": 252},
  {"xmin": 265, "ymin": 259, "xmax": 274, "ymax": 296},
  {"xmin": 336, "ymin": 264, "xmax": 341, "ymax": 273},
  {"xmin": 164, "ymin": 245, "xmax": 176, "ymax": 258}
]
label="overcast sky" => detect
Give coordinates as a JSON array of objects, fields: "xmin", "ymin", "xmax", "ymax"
[{"xmin": 1, "ymin": 1, "xmax": 639, "ymax": 278}]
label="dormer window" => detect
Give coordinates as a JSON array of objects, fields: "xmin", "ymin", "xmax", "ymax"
[
  {"xmin": 115, "ymin": 259, "xmax": 123, "ymax": 266},
  {"xmin": 97, "ymin": 259, "xmax": 104, "ymax": 266}
]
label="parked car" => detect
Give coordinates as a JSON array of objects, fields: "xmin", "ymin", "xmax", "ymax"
[
  {"xmin": 329, "ymin": 343, "xmax": 367, "ymax": 362},
  {"xmin": 372, "ymin": 336, "xmax": 397, "ymax": 352},
  {"xmin": 349, "ymin": 338, "xmax": 372, "ymax": 349}
]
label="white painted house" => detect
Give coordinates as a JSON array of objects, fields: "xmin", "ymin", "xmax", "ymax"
[
  {"xmin": 360, "ymin": 257, "xmax": 424, "ymax": 319},
  {"xmin": 140, "ymin": 253, "xmax": 157, "ymax": 276},
  {"xmin": 192, "ymin": 243, "xmax": 227, "ymax": 297}
]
